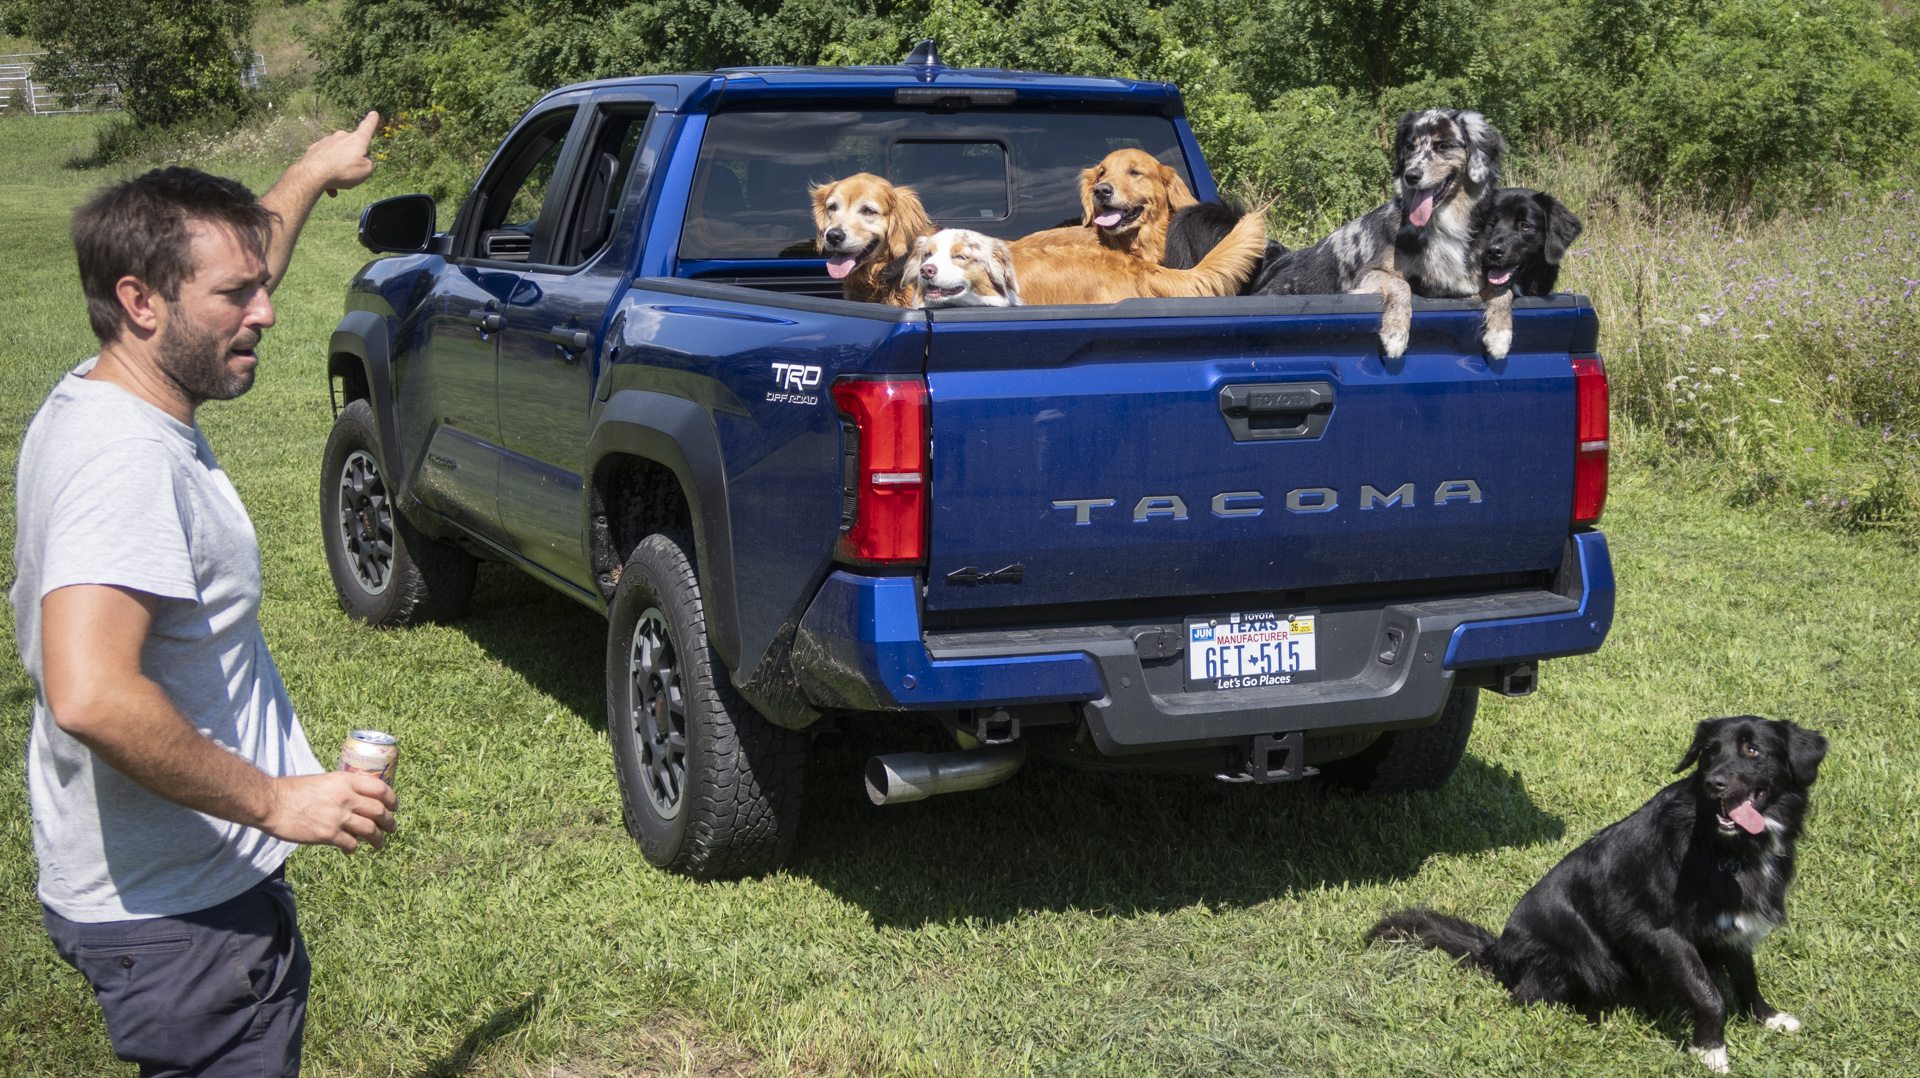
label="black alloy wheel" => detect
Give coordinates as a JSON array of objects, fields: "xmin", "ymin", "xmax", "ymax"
[
  {"xmin": 605, "ymin": 531, "xmax": 806, "ymax": 878},
  {"xmin": 337, "ymin": 449, "xmax": 394, "ymax": 595},
  {"xmin": 320, "ymin": 399, "xmax": 477, "ymax": 627},
  {"xmin": 627, "ymin": 606, "xmax": 688, "ymax": 820}
]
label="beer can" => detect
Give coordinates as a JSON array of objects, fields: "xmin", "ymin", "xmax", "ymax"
[{"xmin": 338, "ymin": 729, "xmax": 398, "ymax": 785}]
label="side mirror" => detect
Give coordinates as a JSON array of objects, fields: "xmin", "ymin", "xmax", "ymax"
[{"xmin": 358, "ymin": 194, "xmax": 437, "ymax": 254}]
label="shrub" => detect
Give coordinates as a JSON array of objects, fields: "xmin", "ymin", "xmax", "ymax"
[
  {"xmin": 2, "ymin": 0, "xmax": 258, "ymax": 127},
  {"xmin": 1621, "ymin": 0, "xmax": 1920, "ymax": 204}
]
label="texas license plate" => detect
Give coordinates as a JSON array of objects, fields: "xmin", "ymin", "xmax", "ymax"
[{"xmin": 1184, "ymin": 611, "xmax": 1319, "ymax": 691}]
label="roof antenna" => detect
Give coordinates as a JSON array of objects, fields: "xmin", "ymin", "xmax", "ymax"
[{"xmin": 903, "ymin": 39, "xmax": 941, "ymax": 66}]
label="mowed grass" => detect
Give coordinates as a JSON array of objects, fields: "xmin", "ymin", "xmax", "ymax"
[{"xmin": 2, "ymin": 113, "xmax": 1918, "ymax": 1077}]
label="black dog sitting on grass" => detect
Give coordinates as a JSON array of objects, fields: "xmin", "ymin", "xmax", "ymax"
[{"xmin": 1370, "ymin": 716, "xmax": 1826, "ymax": 1074}]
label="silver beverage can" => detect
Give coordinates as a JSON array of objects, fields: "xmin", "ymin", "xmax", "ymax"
[{"xmin": 337, "ymin": 729, "xmax": 398, "ymax": 785}]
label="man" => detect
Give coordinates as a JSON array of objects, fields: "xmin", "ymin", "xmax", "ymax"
[{"xmin": 10, "ymin": 113, "xmax": 393, "ymax": 1077}]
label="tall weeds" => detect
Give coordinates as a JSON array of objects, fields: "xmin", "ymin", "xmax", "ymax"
[{"xmin": 1510, "ymin": 137, "xmax": 1920, "ymax": 538}]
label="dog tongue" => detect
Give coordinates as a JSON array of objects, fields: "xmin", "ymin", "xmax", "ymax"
[
  {"xmin": 1488, "ymin": 269, "xmax": 1513, "ymax": 285},
  {"xmin": 1729, "ymin": 800, "xmax": 1766, "ymax": 834},
  {"xmin": 1409, "ymin": 194, "xmax": 1435, "ymax": 228},
  {"xmin": 1094, "ymin": 211, "xmax": 1124, "ymax": 228},
  {"xmin": 824, "ymin": 255, "xmax": 856, "ymax": 280}
]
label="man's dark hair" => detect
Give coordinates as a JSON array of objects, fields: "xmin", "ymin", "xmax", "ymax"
[{"xmin": 71, "ymin": 167, "xmax": 277, "ymax": 343}]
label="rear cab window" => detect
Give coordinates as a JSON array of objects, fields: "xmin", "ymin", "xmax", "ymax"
[{"xmin": 678, "ymin": 110, "xmax": 1193, "ymax": 264}]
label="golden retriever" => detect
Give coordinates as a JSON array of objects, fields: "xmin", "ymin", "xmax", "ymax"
[
  {"xmin": 1013, "ymin": 148, "xmax": 1199, "ymax": 265},
  {"xmin": 811, "ymin": 173, "xmax": 935, "ymax": 305},
  {"xmin": 1010, "ymin": 210, "xmax": 1269, "ymax": 305}
]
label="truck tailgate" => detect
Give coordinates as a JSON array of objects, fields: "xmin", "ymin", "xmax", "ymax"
[{"xmin": 923, "ymin": 295, "xmax": 1591, "ymax": 612}]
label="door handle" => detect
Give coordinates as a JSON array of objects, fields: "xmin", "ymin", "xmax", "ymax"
[
  {"xmin": 1218, "ymin": 381, "xmax": 1336, "ymax": 442},
  {"xmin": 548, "ymin": 326, "xmax": 591, "ymax": 361},
  {"xmin": 466, "ymin": 308, "xmax": 503, "ymax": 333}
]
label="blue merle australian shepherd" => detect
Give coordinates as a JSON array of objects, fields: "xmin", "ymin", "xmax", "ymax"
[{"xmin": 1164, "ymin": 109, "xmax": 1506, "ymax": 358}]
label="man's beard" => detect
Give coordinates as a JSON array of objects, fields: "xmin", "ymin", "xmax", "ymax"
[{"xmin": 157, "ymin": 310, "xmax": 257, "ymax": 405}]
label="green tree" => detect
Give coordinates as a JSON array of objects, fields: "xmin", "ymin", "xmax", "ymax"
[
  {"xmin": 1622, "ymin": 0, "xmax": 1920, "ymax": 201},
  {"xmin": 2, "ymin": 0, "xmax": 257, "ymax": 127}
]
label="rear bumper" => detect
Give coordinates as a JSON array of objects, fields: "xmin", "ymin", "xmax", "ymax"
[{"xmin": 792, "ymin": 531, "xmax": 1613, "ymax": 752}]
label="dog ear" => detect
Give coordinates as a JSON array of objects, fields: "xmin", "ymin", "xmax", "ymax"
[
  {"xmin": 990, "ymin": 237, "xmax": 1021, "ymax": 305},
  {"xmin": 1163, "ymin": 164, "xmax": 1198, "ymax": 211},
  {"xmin": 811, "ymin": 180, "xmax": 835, "ymax": 225},
  {"xmin": 1783, "ymin": 721, "xmax": 1828, "ymax": 788},
  {"xmin": 1461, "ymin": 111, "xmax": 1505, "ymax": 186},
  {"xmin": 1538, "ymin": 192, "xmax": 1584, "ymax": 264},
  {"xmin": 1080, "ymin": 164, "xmax": 1102, "ymax": 224},
  {"xmin": 886, "ymin": 185, "xmax": 935, "ymax": 261},
  {"xmin": 1673, "ymin": 719, "xmax": 1716, "ymax": 773}
]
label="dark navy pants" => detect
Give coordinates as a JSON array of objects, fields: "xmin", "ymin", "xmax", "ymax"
[{"xmin": 42, "ymin": 867, "xmax": 308, "ymax": 1077}]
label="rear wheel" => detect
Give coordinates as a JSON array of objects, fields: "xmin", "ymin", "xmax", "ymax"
[
  {"xmin": 1316, "ymin": 686, "xmax": 1478, "ymax": 794},
  {"xmin": 605, "ymin": 532, "xmax": 806, "ymax": 878},
  {"xmin": 321, "ymin": 400, "xmax": 476, "ymax": 626}
]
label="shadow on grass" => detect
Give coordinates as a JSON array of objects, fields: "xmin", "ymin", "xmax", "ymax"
[
  {"xmin": 415, "ymin": 990, "xmax": 544, "ymax": 1077},
  {"xmin": 454, "ymin": 564, "xmax": 606, "ymax": 729},
  {"xmin": 444, "ymin": 566, "xmax": 1564, "ymax": 925},
  {"xmin": 790, "ymin": 717, "xmax": 1565, "ymax": 928}
]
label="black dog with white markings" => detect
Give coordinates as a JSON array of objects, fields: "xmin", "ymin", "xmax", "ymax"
[
  {"xmin": 1370, "ymin": 716, "xmax": 1826, "ymax": 1074},
  {"xmin": 1467, "ymin": 186, "xmax": 1584, "ymax": 359}
]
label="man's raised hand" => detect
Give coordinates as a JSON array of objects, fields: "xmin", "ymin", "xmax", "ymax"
[{"xmin": 305, "ymin": 111, "xmax": 381, "ymax": 198}]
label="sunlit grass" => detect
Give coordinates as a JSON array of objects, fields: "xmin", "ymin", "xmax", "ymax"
[{"xmin": 1, "ymin": 112, "xmax": 1917, "ymax": 1077}]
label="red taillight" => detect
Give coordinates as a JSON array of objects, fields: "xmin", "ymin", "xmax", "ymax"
[
  {"xmin": 1572, "ymin": 355, "xmax": 1609, "ymax": 527},
  {"xmin": 831, "ymin": 377, "xmax": 928, "ymax": 564}
]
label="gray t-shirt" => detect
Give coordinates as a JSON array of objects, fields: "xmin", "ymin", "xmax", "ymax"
[{"xmin": 10, "ymin": 361, "xmax": 323, "ymax": 922}]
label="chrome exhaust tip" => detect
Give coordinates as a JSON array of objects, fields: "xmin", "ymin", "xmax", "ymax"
[{"xmin": 864, "ymin": 743, "xmax": 1026, "ymax": 805}]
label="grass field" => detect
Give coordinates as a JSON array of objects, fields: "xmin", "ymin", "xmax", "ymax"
[{"xmin": 3, "ymin": 111, "xmax": 1919, "ymax": 1077}]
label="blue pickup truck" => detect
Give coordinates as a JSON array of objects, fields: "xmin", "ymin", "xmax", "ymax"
[{"xmin": 323, "ymin": 57, "xmax": 1614, "ymax": 878}]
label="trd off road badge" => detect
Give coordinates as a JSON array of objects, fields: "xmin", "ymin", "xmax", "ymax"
[{"xmin": 768, "ymin": 363, "xmax": 822, "ymax": 404}]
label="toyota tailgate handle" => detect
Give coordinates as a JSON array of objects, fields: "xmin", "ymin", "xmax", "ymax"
[{"xmin": 1218, "ymin": 381, "xmax": 1335, "ymax": 442}]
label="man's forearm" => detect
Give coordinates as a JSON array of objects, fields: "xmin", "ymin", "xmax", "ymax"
[
  {"xmin": 259, "ymin": 163, "xmax": 327, "ymax": 293},
  {"xmin": 59, "ymin": 677, "xmax": 278, "ymax": 829}
]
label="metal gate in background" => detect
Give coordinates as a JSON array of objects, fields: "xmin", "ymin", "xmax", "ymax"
[{"xmin": 0, "ymin": 52, "xmax": 267, "ymax": 116}]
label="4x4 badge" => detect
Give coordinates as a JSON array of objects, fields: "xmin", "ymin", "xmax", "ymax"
[{"xmin": 946, "ymin": 564, "xmax": 1024, "ymax": 586}]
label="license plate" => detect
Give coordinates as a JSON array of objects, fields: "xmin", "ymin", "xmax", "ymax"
[{"xmin": 1184, "ymin": 610, "xmax": 1319, "ymax": 691}]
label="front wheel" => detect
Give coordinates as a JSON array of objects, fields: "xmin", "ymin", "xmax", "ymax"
[
  {"xmin": 605, "ymin": 532, "xmax": 806, "ymax": 878},
  {"xmin": 320, "ymin": 399, "xmax": 476, "ymax": 627},
  {"xmin": 1316, "ymin": 686, "xmax": 1478, "ymax": 794}
]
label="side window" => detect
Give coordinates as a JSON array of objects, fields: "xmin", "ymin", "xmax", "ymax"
[
  {"xmin": 469, "ymin": 106, "xmax": 578, "ymax": 263},
  {"xmin": 556, "ymin": 104, "xmax": 654, "ymax": 268}
]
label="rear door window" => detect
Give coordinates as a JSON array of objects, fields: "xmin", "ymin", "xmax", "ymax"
[{"xmin": 679, "ymin": 110, "xmax": 1191, "ymax": 261}]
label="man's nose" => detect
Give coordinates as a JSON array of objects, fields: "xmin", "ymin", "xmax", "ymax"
[{"xmin": 250, "ymin": 287, "xmax": 276, "ymax": 330}]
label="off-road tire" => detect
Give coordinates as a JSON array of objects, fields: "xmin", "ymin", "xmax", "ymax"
[
  {"xmin": 1316, "ymin": 686, "xmax": 1478, "ymax": 794},
  {"xmin": 605, "ymin": 531, "xmax": 806, "ymax": 878},
  {"xmin": 321, "ymin": 399, "xmax": 477, "ymax": 627}
]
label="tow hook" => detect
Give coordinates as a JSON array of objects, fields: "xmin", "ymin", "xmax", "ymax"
[{"xmin": 1216, "ymin": 731, "xmax": 1318, "ymax": 784}]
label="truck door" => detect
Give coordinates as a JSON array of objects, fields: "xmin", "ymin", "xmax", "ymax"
[
  {"xmin": 404, "ymin": 103, "xmax": 579, "ymax": 546},
  {"xmin": 495, "ymin": 99, "xmax": 658, "ymax": 589}
]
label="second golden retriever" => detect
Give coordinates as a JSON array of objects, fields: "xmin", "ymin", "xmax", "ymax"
[{"xmin": 811, "ymin": 173, "xmax": 935, "ymax": 305}]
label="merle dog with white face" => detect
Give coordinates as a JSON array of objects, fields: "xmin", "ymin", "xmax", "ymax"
[
  {"xmin": 1161, "ymin": 108, "xmax": 1505, "ymax": 358},
  {"xmin": 1370, "ymin": 716, "xmax": 1827, "ymax": 1074}
]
